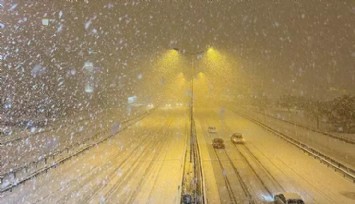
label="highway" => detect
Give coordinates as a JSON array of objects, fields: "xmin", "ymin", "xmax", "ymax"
[
  {"xmin": 234, "ymin": 105, "xmax": 355, "ymax": 170},
  {"xmin": 1, "ymin": 107, "xmax": 354, "ymax": 203},
  {"xmin": 1, "ymin": 1, "xmax": 353, "ymax": 203},
  {"xmin": 195, "ymin": 106, "xmax": 355, "ymax": 203},
  {"xmin": 0, "ymin": 108, "xmax": 189, "ymax": 204}
]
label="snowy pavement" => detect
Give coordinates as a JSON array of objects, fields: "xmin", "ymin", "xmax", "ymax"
[
  {"xmin": 195, "ymin": 107, "xmax": 355, "ymax": 203},
  {"xmin": 233, "ymin": 106, "xmax": 355, "ymax": 170},
  {"xmin": 245, "ymin": 106, "xmax": 355, "ymax": 143},
  {"xmin": 0, "ymin": 108, "xmax": 189, "ymax": 204},
  {"xmin": 1, "ymin": 107, "xmax": 354, "ymax": 203},
  {"xmin": 0, "ymin": 107, "xmax": 145, "ymax": 176}
]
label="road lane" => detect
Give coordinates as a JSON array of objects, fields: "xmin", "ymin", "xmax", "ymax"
[
  {"xmin": 195, "ymin": 119, "xmax": 222, "ymax": 204},
  {"xmin": 234, "ymin": 106, "xmax": 355, "ymax": 170},
  {"xmin": 0, "ymin": 108, "xmax": 189, "ymax": 204},
  {"xmin": 132, "ymin": 111, "xmax": 188, "ymax": 203},
  {"xmin": 2, "ymin": 106, "xmax": 354, "ymax": 204},
  {"xmin": 195, "ymin": 107, "xmax": 355, "ymax": 203}
]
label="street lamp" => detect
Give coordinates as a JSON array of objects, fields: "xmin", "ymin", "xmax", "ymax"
[
  {"xmin": 172, "ymin": 47, "xmax": 208, "ymax": 203},
  {"xmin": 171, "ymin": 47, "xmax": 209, "ymax": 178},
  {"xmin": 171, "ymin": 48, "xmax": 206, "ymax": 122}
]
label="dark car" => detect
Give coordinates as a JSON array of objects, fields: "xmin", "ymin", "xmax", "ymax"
[
  {"xmin": 212, "ymin": 138, "xmax": 225, "ymax": 149},
  {"xmin": 274, "ymin": 192, "xmax": 305, "ymax": 204}
]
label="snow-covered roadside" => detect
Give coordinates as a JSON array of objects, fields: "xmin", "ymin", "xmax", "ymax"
[
  {"xmin": 231, "ymin": 105, "xmax": 355, "ymax": 171},
  {"xmin": 0, "ymin": 108, "xmax": 187, "ymax": 204},
  {"xmin": 243, "ymin": 105, "xmax": 355, "ymax": 143},
  {"xmin": 0, "ymin": 107, "xmax": 149, "ymax": 192}
]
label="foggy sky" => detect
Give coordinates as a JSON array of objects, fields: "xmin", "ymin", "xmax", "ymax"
[
  {"xmin": 150, "ymin": 0, "xmax": 355, "ymax": 98},
  {"xmin": 1, "ymin": 0, "xmax": 354, "ymax": 114}
]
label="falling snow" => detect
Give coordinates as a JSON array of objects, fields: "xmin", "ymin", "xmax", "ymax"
[{"xmin": 0, "ymin": 1, "xmax": 354, "ymax": 203}]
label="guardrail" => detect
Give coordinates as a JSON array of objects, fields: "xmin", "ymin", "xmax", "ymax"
[
  {"xmin": 0, "ymin": 110, "xmax": 152, "ymax": 193},
  {"xmin": 253, "ymin": 109, "xmax": 355, "ymax": 144},
  {"xmin": 0, "ymin": 107, "xmax": 147, "ymax": 174},
  {"xmin": 236, "ymin": 111, "xmax": 355, "ymax": 183},
  {"xmin": 180, "ymin": 119, "xmax": 205, "ymax": 204},
  {"xmin": 0, "ymin": 110, "xmax": 104, "ymax": 145},
  {"xmin": 0, "ymin": 111, "xmax": 110, "ymax": 176},
  {"xmin": 193, "ymin": 120, "xmax": 207, "ymax": 204}
]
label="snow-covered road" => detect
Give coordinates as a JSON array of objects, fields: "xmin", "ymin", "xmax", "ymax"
[
  {"xmin": 1, "ymin": 107, "xmax": 354, "ymax": 203},
  {"xmin": 0, "ymin": 109, "xmax": 189, "ymax": 204},
  {"xmin": 234, "ymin": 106, "xmax": 355, "ymax": 170},
  {"xmin": 195, "ymin": 107, "xmax": 355, "ymax": 203}
]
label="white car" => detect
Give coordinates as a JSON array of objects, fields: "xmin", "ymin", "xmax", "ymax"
[
  {"xmin": 274, "ymin": 192, "xmax": 305, "ymax": 204},
  {"xmin": 231, "ymin": 133, "xmax": 245, "ymax": 144}
]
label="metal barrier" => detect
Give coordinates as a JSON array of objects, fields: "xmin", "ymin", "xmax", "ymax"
[
  {"xmin": 0, "ymin": 110, "xmax": 152, "ymax": 192},
  {"xmin": 254, "ymin": 109, "xmax": 355, "ymax": 144},
  {"xmin": 238, "ymin": 111, "xmax": 355, "ymax": 183}
]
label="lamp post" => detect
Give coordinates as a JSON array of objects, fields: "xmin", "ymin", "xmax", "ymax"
[
  {"xmin": 172, "ymin": 47, "xmax": 209, "ymax": 204},
  {"xmin": 172, "ymin": 48, "xmax": 205, "ymax": 133}
]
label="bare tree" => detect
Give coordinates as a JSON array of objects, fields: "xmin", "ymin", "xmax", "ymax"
[{"xmin": 327, "ymin": 95, "xmax": 355, "ymax": 133}]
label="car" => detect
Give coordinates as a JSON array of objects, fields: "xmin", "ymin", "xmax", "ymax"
[
  {"xmin": 208, "ymin": 126, "xmax": 217, "ymax": 133},
  {"xmin": 231, "ymin": 133, "xmax": 245, "ymax": 144},
  {"xmin": 274, "ymin": 192, "xmax": 305, "ymax": 204},
  {"xmin": 212, "ymin": 138, "xmax": 225, "ymax": 149}
]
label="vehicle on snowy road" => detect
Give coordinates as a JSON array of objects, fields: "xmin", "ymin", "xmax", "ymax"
[
  {"xmin": 208, "ymin": 126, "xmax": 217, "ymax": 133},
  {"xmin": 212, "ymin": 138, "xmax": 225, "ymax": 149},
  {"xmin": 274, "ymin": 192, "xmax": 305, "ymax": 204},
  {"xmin": 231, "ymin": 132, "xmax": 245, "ymax": 144}
]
